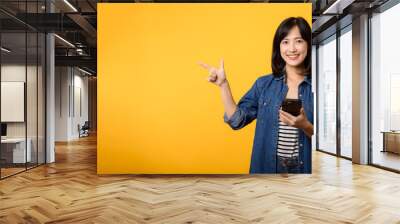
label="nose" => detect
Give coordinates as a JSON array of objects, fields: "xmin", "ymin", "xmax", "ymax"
[{"xmin": 289, "ymin": 41, "xmax": 297, "ymax": 53}]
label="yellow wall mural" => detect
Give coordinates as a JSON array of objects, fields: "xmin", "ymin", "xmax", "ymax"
[{"xmin": 98, "ymin": 3, "xmax": 311, "ymax": 174}]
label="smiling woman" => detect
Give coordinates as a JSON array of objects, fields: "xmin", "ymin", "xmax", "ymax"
[
  {"xmin": 98, "ymin": 4, "xmax": 312, "ymax": 174},
  {"xmin": 199, "ymin": 17, "xmax": 313, "ymax": 174}
]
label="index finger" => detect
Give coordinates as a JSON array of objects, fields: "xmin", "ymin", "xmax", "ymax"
[
  {"xmin": 198, "ymin": 61, "xmax": 211, "ymax": 70},
  {"xmin": 279, "ymin": 109, "xmax": 296, "ymax": 120}
]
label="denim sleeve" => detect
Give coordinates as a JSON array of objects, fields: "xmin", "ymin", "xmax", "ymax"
[
  {"xmin": 310, "ymin": 92, "xmax": 314, "ymax": 125},
  {"xmin": 223, "ymin": 79, "xmax": 260, "ymax": 130}
]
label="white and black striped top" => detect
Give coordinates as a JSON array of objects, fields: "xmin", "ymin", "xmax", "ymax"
[{"xmin": 277, "ymin": 121, "xmax": 299, "ymax": 158}]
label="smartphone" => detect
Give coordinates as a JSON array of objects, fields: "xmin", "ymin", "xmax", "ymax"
[{"xmin": 281, "ymin": 99, "xmax": 302, "ymax": 116}]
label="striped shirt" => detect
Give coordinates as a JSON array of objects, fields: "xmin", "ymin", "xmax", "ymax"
[{"xmin": 277, "ymin": 121, "xmax": 299, "ymax": 158}]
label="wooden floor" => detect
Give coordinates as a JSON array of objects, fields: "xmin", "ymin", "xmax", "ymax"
[
  {"xmin": 1, "ymin": 135, "xmax": 400, "ymax": 223},
  {"xmin": 1, "ymin": 163, "xmax": 45, "ymax": 178},
  {"xmin": 0, "ymin": 167, "xmax": 26, "ymax": 178},
  {"xmin": 372, "ymin": 150, "xmax": 400, "ymax": 171}
]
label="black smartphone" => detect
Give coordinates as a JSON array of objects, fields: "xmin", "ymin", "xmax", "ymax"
[{"xmin": 281, "ymin": 99, "xmax": 302, "ymax": 116}]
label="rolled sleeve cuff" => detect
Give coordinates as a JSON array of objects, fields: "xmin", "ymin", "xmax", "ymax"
[{"xmin": 223, "ymin": 108, "xmax": 244, "ymax": 129}]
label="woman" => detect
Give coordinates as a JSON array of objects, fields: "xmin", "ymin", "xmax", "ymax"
[{"xmin": 199, "ymin": 17, "xmax": 313, "ymax": 174}]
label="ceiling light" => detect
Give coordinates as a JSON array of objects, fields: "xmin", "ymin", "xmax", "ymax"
[
  {"xmin": 63, "ymin": 0, "xmax": 78, "ymax": 12},
  {"xmin": 78, "ymin": 67, "xmax": 93, "ymax": 76},
  {"xmin": 323, "ymin": 0, "xmax": 355, "ymax": 15},
  {"xmin": 54, "ymin": 34, "xmax": 75, "ymax": 48},
  {"xmin": 1, "ymin": 47, "xmax": 11, "ymax": 53}
]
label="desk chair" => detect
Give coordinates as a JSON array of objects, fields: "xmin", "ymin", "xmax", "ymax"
[{"xmin": 78, "ymin": 121, "xmax": 90, "ymax": 138}]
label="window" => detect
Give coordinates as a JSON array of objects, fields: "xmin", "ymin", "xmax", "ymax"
[
  {"xmin": 317, "ymin": 35, "xmax": 337, "ymax": 154},
  {"xmin": 370, "ymin": 2, "xmax": 400, "ymax": 171},
  {"xmin": 339, "ymin": 27, "xmax": 352, "ymax": 158}
]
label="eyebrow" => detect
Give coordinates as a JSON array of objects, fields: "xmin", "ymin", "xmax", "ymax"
[{"xmin": 282, "ymin": 37, "xmax": 304, "ymax": 41}]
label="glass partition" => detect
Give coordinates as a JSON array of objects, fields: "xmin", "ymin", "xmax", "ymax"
[
  {"xmin": 370, "ymin": 3, "xmax": 400, "ymax": 171},
  {"xmin": 27, "ymin": 30, "xmax": 38, "ymax": 169},
  {"xmin": 339, "ymin": 26, "xmax": 352, "ymax": 158},
  {"xmin": 1, "ymin": 30, "xmax": 28, "ymax": 177},
  {"xmin": 0, "ymin": 1, "xmax": 46, "ymax": 179},
  {"xmin": 317, "ymin": 35, "xmax": 337, "ymax": 155}
]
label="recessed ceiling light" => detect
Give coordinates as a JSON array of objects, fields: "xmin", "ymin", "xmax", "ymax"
[
  {"xmin": 63, "ymin": 0, "xmax": 78, "ymax": 12},
  {"xmin": 77, "ymin": 67, "xmax": 93, "ymax": 76},
  {"xmin": 54, "ymin": 34, "xmax": 75, "ymax": 48},
  {"xmin": 323, "ymin": 0, "xmax": 355, "ymax": 15},
  {"xmin": 1, "ymin": 47, "xmax": 11, "ymax": 53}
]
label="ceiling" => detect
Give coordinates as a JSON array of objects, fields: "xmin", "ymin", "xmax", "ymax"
[
  {"xmin": 7, "ymin": 0, "xmax": 392, "ymax": 73},
  {"xmin": 0, "ymin": 0, "xmax": 97, "ymax": 74},
  {"xmin": 311, "ymin": 0, "xmax": 391, "ymax": 44}
]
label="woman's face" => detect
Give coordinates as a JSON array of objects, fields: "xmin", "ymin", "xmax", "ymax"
[{"xmin": 280, "ymin": 26, "xmax": 308, "ymax": 68}]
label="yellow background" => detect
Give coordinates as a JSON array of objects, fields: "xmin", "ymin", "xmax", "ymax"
[{"xmin": 98, "ymin": 3, "xmax": 311, "ymax": 174}]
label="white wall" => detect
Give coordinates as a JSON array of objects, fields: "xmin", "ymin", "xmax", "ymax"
[
  {"xmin": 72, "ymin": 72, "xmax": 89, "ymax": 138},
  {"xmin": 1, "ymin": 65, "xmax": 38, "ymax": 138},
  {"xmin": 55, "ymin": 67, "xmax": 70, "ymax": 141},
  {"xmin": 1, "ymin": 65, "xmax": 26, "ymax": 136},
  {"xmin": 1, "ymin": 63, "xmax": 46, "ymax": 164},
  {"xmin": 55, "ymin": 67, "xmax": 89, "ymax": 141}
]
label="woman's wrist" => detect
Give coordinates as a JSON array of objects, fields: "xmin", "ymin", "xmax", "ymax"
[
  {"xmin": 299, "ymin": 120, "xmax": 311, "ymax": 130},
  {"xmin": 219, "ymin": 79, "xmax": 228, "ymax": 88}
]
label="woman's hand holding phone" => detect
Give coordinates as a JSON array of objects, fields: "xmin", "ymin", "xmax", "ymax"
[{"xmin": 279, "ymin": 108, "xmax": 313, "ymax": 137}]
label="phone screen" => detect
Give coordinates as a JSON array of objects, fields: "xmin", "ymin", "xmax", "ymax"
[{"xmin": 282, "ymin": 99, "xmax": 302, "ymax": 116}]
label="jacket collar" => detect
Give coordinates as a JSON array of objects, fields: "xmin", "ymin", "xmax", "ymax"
[
  {"xmin": 303, "ymin": 74, "xmax": 312, "ymax": 85},
  {"xmin": 273, "ymin": 73, "xmax": 311, "ymax": 85}
]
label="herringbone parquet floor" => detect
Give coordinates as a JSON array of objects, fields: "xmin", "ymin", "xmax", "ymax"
[{"xmin": 1, "ymin": 134, "xmax": 400, "ymax": 224}]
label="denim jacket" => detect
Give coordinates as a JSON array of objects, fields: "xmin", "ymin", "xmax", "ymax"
[{"xmin": 223, "ymin": 74, "xmax": 313, "ymax": 173}]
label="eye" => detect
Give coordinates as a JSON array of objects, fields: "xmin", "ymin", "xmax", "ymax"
[
  {"xmin": 281, "ymin": 40, "xmax": 289, "ymax": 45},
  {"xmin": 296, "ymin": 39, "xmax": 304, "ymax": 44}
]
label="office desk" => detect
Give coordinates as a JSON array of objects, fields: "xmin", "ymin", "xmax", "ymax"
[
  {"xmin": 1, "ymin": 138, "xmax": 31, "ymax": 163},
  {"xmin": 381, "ymin": 131, "xmax": 400, "ymax": 154}
]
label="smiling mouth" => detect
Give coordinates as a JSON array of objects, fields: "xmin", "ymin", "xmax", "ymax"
[{"xmin": 287, "ymin": 55, "xmax": 300, "ymax": 60}]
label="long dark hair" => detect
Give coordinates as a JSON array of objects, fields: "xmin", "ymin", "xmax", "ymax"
[{"xmin": 271, "ymin": 17, "xmax": 311, "ymax": 77}]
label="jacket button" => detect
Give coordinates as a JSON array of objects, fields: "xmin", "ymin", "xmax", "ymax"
[
  {"xmin": 299, "ymin": 143, "xmax": 303, "ymax": 147},
  {"xmin": 263, "ymin": 102, "xmax": 267, "ymax": 106},
  {"xmin": 300, "ymin": 161, "xmax": 304, "ymax": 165}
]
